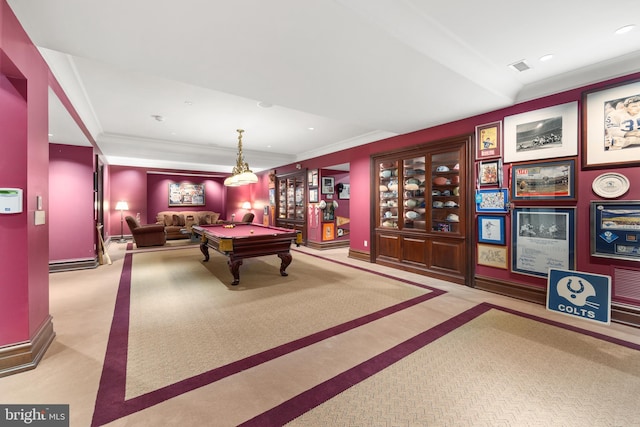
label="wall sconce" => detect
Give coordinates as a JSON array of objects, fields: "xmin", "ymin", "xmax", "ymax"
[{"xmin": 242, "ymin": 201, "xmax": 252, "ymax": 210}]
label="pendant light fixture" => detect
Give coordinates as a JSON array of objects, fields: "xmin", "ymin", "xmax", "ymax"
[{"xmin": 224, "ymin": 129, "xmax": 258, "ymax": 187}]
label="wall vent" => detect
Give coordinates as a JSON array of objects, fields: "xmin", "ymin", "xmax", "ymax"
[{"xmin": 613, "ymin": 267, "xmax": 640, "ymax": 303}]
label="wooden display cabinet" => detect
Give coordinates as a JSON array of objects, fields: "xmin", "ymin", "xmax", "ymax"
[
  {"xmin": 275, "ymin": 170, "xmax": 307, "ymax": 244},
  {"xmin": 372, "ymin": 136, "xmax": 472, "ymax": 284}
]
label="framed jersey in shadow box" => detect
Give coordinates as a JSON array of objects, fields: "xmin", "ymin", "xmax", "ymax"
[{"xmin": 591, "ymin": 200, "xmax": 640, "ymax": 261}]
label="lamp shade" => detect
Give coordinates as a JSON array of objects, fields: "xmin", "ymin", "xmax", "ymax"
[
  {"xmin": 235, "ymin": 171, "xmax": 259, "ymax": 185},
  {"xmin": 242, "ymin": 201, "xmax": 251, "ymax": 210},
  {"xmin": 115, "ymin": 201, "xmax": 129, "ymax": 211}
]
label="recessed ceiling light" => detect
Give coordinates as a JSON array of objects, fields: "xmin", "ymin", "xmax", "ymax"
[
  {"xmin": 184, "ymin": 101, "xmax": 193, "ymax": 106},
  {"xmin": 539, "ymin": 54, "xmax": 553, "ymax": 62},
  {"xmin": 257, "ymin": 101, "xmax": 273, "ymax": 108},
  {"xmin": 615, "ymin": 24, "xmax": 636, "ymax": 35},
  {"xmin": 308, "ymin": 127, "xmax": 315, "ymax": 131}
]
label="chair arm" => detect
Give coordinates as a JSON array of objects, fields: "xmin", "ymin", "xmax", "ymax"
[{"xmin": 134, "ymin": 224, "xmax": 166, "ymax": 235}]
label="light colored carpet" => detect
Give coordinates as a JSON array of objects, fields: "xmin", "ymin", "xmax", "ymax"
[
  {"xmin": 126, "ymin": 247, "xmax": 432, "ymax": 399},
  {"xmin": 285, "ymin": 307, "xmax": 640, "ymax": 427}
]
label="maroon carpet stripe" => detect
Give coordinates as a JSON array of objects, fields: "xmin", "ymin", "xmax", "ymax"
[
  {"xmin": 91, "ymin": 245, "xmax": 134, "ymax": 427},
  {"xmin": 239, "ymin": 303, "xmax": 493, "ymax": 426},
  {"xmin": 240, "ymin": 301, "xmax": 640, "ymax": 426},
  {"xmin": 90, "ymin": 248, "xmax": 446, "ymax": 426}
]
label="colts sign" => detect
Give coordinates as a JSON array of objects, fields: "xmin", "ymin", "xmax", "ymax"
[{"xmin": 546, "ymin": 268, "xmax": 611, "ymax": 325}]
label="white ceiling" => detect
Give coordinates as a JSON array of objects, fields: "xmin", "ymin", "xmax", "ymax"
[{"xmin": 7, "ymin": 0, "xmax": 640, "ymax": 174}]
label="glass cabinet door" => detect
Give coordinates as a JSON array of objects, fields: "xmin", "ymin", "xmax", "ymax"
[
  {"xmin": 294, "ymin": 179, "xmax": 304, "ymax": 220},
  {"xmin": 378, "ymin": 160, "xmax": 399, "ymax": 229},
  {"xmin": 430, "ymin": 151, "xmax": 461, "ymax": 234},
  {"xmin": 278, "ymin": 180, "xmax": 287, "ymax": 219},
  {"xmin": 402, "ymin": 156, "xmax": 426, "ymax": 230},
  {"xmin": 286, "ymin": 178, "xmax": 296, "ymax": 219}
]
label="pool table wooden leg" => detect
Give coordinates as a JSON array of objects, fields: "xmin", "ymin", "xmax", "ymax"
[
  {"xmin": 277, "ymin": 252, "xmax": 292, "ymax": 277},
  {"xmin": 199, "ymin": 243, "xmax": 210, "ymax": 261},
  {"xmin": 228, "ymin": 259, "xmax": 242, "ymax": 286}
]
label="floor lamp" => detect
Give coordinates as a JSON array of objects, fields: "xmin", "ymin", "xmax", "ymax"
[{"xmin": 115, "ymin": 201, "xmax": 129, "ymax": 243}]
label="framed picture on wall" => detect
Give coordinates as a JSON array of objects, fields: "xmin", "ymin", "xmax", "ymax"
[
  {"xmin": 478, "ymin": 215, "xmax": 505, "ymax": 245},
  {"xmin": 322, "ymin": 222, "xmax": 335, "ymax": 241},
  {"xmin": 475, "ymin": 188, "xmax": 509, "ymax": 213},
  {"xmin": 510, "ymin": 158, "xmax": 576, "ymax": 201},
  {"xmin": 475, "ymin": 121, "xmax": 502, "ymax": 160},
  {"xmin": 338, "ymin": 183, "xmax": 350, "ymax": 199},
  {"xmin": 309, "ymin": 187, "xmax": 319, "ymax": 203},
  {"xmin": 321, "ymin": 177, "xmax": 334, "ymax": 194},
  {"xmin": 582, "ymin": 78, "xmax": 640, "ymax": 169},
  {"xmin": 477, "ymin": 244, "xmax": 508, "ymax": 269},
  {"xmin": 308, "ymin": 169, "xmax": 319, "ymax": 187},
  {"xmin": 590, "ymin": 200, "xmax": 640, "ymax": 261},
  {"xmin": 478, "ymin": 159, "xmax": 502, "ymax": 187},
  {"xmin": 503, "ymin": 101, "xmax": 578, "ymax": 163},
  {"xmin": 168, "ymin": 182, "xmax": 205, "ymax": 207},
  {"xmin": 511, "ymin": 207, "xmax": 575, "ymax": 277}
]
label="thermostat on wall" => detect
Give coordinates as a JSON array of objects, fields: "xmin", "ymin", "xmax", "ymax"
[{"xmin": 0, "ymin": 188, "xmax": 23, "ymax": 214}]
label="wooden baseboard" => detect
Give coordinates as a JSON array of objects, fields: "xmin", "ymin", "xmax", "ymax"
[
  {"xmin": 49, "ymin": 257, "xmax": 99, "ymax": 272},
  {"xmin": 306, "ymin": 240, "xmax": 350, "ymax": 250},
  {"xmin": 348, "ymin": 248, "xmax": 370, "ymax": 262},
  {"xmin": 0, "ymin": 316, "xmax": 56, "ymax": 377},
  {"xmin": 474, "ymin": 275, "xmax": 640, "ymax": 328}
]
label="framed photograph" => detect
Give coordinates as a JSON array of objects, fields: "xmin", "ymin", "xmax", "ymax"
[
  {"xmin": 168, "ymin": 182, "xmax": 205, "ymax": 207},
  {"xmin": 511, "ymin": 207, "xmax": 576, "ymax": 277},
  {"xmin": 504, "ymin": 101, "xmax": 578, "ymax": 163},
  {"xmin": 475, "ymin": 188, "xmax": 509, "ymax": 213},
  {"xmin": 477, "ymin": 244, "xmax": 508, "ymax": 269},
  {"xmin": 309, "ymin": 187, "xmax": 319, "ymax": 203},
  {"xmin": 322, "ymin": 222, "xmax": 335, "ymax": 241},
  {"xmin": 478, "ymin": 159, "xmax": 502, "ymax": 187},
  {"xmin": 478, "ymin": 215, "xmax": 506, "ymax": 245},
  {"xmin": 591, "ymin": 200, "xmax": 640, "ymax": 261},
  {"xmin": 309, "ymin": 169, "xmax": 319, "ymax": 187},
  {"xmin": 338, "ymin": 183, "xmax": 350, "ymax": 199},
  {"xmin": 511, "ymin": 158, "xmax": 576, "ymax": 201},
  {"xmin": 321, "ymin": 176, "xmax": 334, "ymax": 194},
  {"xmin": 582, "ymin": 79, "xmax": 640, "ymax": 169},
  {"xmin": 475, "ymin": 121, "xmax": 502, "ymax": 160},
  {"xmin": 269, "ymin": 188, "xmax": 276, "ymax": 206}
]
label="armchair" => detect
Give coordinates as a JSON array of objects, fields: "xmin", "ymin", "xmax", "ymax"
[
  {"xmin": 221, "ymin": 212, "xmax": 255, "ymax": 224},
  {"xmin": 125, "ymin": 216, "xmax": 166, "ymax": 247},
  {"xmin": 240, "ymin": 212, "xmax": 255, "ymax": 223}
]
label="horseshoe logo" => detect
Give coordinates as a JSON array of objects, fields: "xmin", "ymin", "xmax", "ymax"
[{"xmin": 566, "ymin": 279, "xmax": 584, "ymax": 299}]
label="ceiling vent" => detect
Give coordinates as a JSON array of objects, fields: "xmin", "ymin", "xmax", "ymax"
[{"xmin": 508, "ymin": 60, "xmax": 531, "ymax": 72}]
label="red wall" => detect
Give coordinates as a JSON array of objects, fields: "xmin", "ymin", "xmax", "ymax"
[
  {"xmin": 146, "ymin": 173, "xmax": 226, "ymax": 222},
  {"xmin": 108, "ymin": 166, "xmax": 230, "ymax": 236},
  {"xmin": 108, "ymin": 166, "xmax": 147, "ymax": 237},
  {"xmin": 266, "ymin": 72, "xmax": 640, "ymax": 305},
  {"xmin": 49, "ymin": 144, "xmax": 96, "ymax": 262},
  {"xmin": 0, "ymin": 0, "xmax": 51, "ymax": 345}
]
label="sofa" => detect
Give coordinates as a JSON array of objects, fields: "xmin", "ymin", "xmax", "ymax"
[
  {"xmin": 155, "ymin": 210, "xmax": 221, "ymax": 240},
  {"xmin": 125, "ymin": 216, "xmax": 167, "ymax": 247}
]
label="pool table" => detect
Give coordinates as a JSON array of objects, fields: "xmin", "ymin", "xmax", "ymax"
[{"xmin": 192, "ymin": 223, "xmax": 302, "ymax": 286}]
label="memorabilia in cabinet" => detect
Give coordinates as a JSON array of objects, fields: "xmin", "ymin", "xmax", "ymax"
[{"xmin": 372, "ymin": 136, "xmax": 471, "ymax": 285}]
